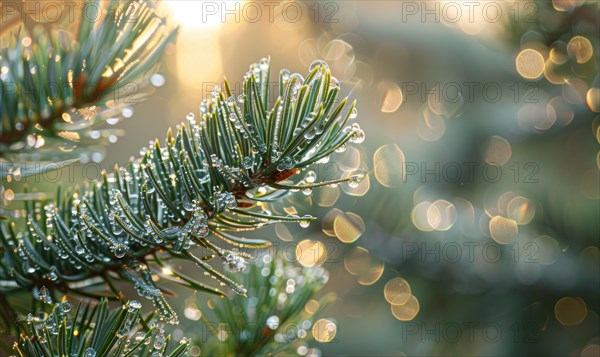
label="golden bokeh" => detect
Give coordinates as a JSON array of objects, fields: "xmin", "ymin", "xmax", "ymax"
[
  {"xmin": 322, "ymin": 208, "xmax": 343, "ymax": 237},
  {"xmin": 489, "ymin": 216, "xmax": 519, "ymax": 244},
  {"xmin": 334, "ymin": 212, "xmax": 365, "ymax": 243},
  {"xmin": 506, "ymin": 196, "xmax": 535, "ymax": 225},
  {"xmin": 587, "ymin": 88, "xmax": 600, "ymax": 113},
  {"xmin": 377, "ymin": 80, "xmax": 403, "ymax": 113},
  {"xmin": 4, "ymin": 188, "xmax": 15, "ymax": 202},
  {"xmin": 484, "ymin": 136, "xmax": 512, "ymax": 165},
  {"xmin": 552, "ymin": 0, "xmax": 584, "ymax": 12},
  {"xmin": 497, "ymin": 191, "xmax": 519, "ymax": 215},
  {"xmin": 184, "ymin": 303, "xmax": 202, "ymax": 321},
  {"xmin": 344, "ymin": 247, "xmax": 385, "ymax": 285},
  {"xmin": 544, "ymin": 60, "xmax": 567, "ymax": 84},
  {"xmin": 595, "ymin": 116, "xmax": 600, "ymax": 144},
  {"xmin": 337, "ymin": 146, "xmax": 362, "ymax": 172},
  {"xmin": 275, "ymin": 223, "xmax": 294, "ymax": 242},
  {"xmin": 567, "ymin": 36, "xmax": 593, "ymax": 64},
  {"xmin": 312, "ymin": 318, "xmax": 337, "ymax": 343},
  {"xmin": 427, "ymin": 199, "xmax": 457, "ymax": 231},
  {"xmin": 547, "ymin": 96, "xmax": 574, "ymax": 127},
  {"xmin": 357, "ymin": 266, "xmax": 385, "ymax": 285},
  {"xmin": 344, "ymin": 247, "xmax": 372, "ymax": 276},
  {"xmin": 305, "ymin": 299, "xmax": 320, "ymax": 314},
  {"xmin": 581, "ymin": 344, "xmax": 600, "ymax": 357},
  {"xmin": 374, "ymin": 144, "xmax": 406, "ymax": 188},
  {"xmin": 314, "ymin": 186, "xmax": 341, "ymax": 207},
  {"xmin": 391, "ymin": 295, "xmax": 420, "ymax": 321},
  {"xmin": 283, "ymin": 206, "xmax": 299, "ymax": 216},
  {"xmin": 516, "ymin": 49, "xmax": 545, "ymax": 80},
  {"xmin": 412, "ymin": 201, "xmax": 435, "ymax": 232},
  {"xmin": 296, "ymin": 240, "xmax": 326, "ymax": 267},
  {"xmin": 555, "ymin": 297, "xmax": 587, "ymax": 326},
  {"xmin": 549, "ymin": 41, "xmax": 568, "ymax": 64},
  {"xmin": 384, "ymin": 278, "xmax": 412, "ymax": 305}
]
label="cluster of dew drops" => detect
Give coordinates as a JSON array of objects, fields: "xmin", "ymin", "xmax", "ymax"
[
  {"xmin": 29, "ymin": 288, "xmax": 185, "ymax": 357},
  {"xmin": 198, "ymin": 58, "xmax": 363, "ymax": 170},
  {"xmin": 179, "ymin": 59, "xmax": 364, "ymax": 230}
]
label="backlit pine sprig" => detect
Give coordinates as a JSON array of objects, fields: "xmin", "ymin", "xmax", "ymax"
[
  {"xmin": 0, "ymin": 0, "xmax": 176, "ymax": 170},
  {"xmin": 0, "ymin": 58, "xmax": 365, "ymax": 327},
  {"xmin": 13, "ymin": 298, "xmax": 189, "ymax": 357},
  {"xmin": 194, "ymin": 254, "xmax": 335, "ymax": 356}
]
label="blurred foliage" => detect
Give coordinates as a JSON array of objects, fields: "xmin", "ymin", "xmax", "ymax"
[
  {"xmin": 13, "ymin": 298, "xmax": 188, "ymax": 356},
  {"xmin": 0, "ymin": 0, "xmax": 176, "ymax": 169},
  {"xmin": 194, "ymin": 255, "xmax": 334, "ymax": 356}
]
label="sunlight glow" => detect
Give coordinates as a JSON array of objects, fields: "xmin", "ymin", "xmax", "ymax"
[{"xmin": 166, "ymin": 1, "xmax": 244, "ymax": 29}]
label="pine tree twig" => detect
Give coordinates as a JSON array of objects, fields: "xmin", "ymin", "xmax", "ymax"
[
  {"xmin": 13, "ymin": 298, "xmax": 189, "ymax": 357},
  {"xmin": 194, "ymin": 254, "xmax": 335, "ymax": 356},
  {"xmin": 0, "ymin": 0, "xmax": 176, "ymax": 164},
  {"xmin": 0, "ymin": 58, "xmax": 364, "ymax": 327}
]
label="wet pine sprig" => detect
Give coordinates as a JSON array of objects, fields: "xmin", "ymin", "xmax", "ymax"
[
  {"xmin": 0, "ymin": 0, "xmax": 176, "ymax": 165},
  {"xmin": 0, "ymin": 57, "xmax": 364, "ymax": 327},
  {"xmin": 13, "ymin": 299, "xmax": 189, "ymax": 357},
  {"xmin": 195, "ymin": 254, "xmax": 335, "ymax": 356}
]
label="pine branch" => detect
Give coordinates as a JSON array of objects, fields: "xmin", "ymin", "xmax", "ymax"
[
  {"xmin": 195, "ymin": 255, "xmax": 335, "ymax": 356},
  {"xmin": 0, "ymin": 0, "xmax": 176, "ymax": 164},
  {"xmin": 13, "ymin": 298, "xmax": 189, "ymax": 356},
  {"xmin": 0, "ymin": 58, "xmax": 364, "ymax": 327}
]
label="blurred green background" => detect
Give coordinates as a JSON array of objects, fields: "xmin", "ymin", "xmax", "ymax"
[{"xmin": 3, "ymin": 1, "xmax": 599, "ymax": 356}]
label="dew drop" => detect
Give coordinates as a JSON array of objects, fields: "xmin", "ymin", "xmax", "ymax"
[
  {"xmin": 348, "ymin": 175, "xmax": 361, "ymax": 188},
  {"xmin": 122, "ymin": 107, "xmax": 134, "ymax": 118},
  {"xmin": 242, "ymin": 156, "xmax": 253, "ymax": 169},
  {"xmin": 259, "ymin": 57, "xmax": 269, "ymax": 70},
  {"xmin": 299, "ymin": 215, "xmax": 311, "ymax": 228},
  {"xmin": 150, "ymin": 73, "xmax": 166, "ymax": 87},
  {"xmin": 266, "ymin": 315, "xmax": 280, "ymax": 329},
  {"xmin": 61, "ymin": 302, "xmax": 72, "ymax": 313},
  {"xmin": 309, "ymin": 59, "xmax": 329, "ymax": 72},
  {"xmin": 335, "ymin": 143, "xmax": 347, "ymax": 153},
  {"xmin": 329, "ymin": 77, "xmax": 340, "ymax": 90},
  {"xmin": 154, "ymin": 330, "xmax": 165, "ymax": 349},
  {"xmin": 350, "ymin": 127, "xmax": 365, "ymax": 144},
  {"xmin": 128, "ymin": 300, "xmax": 142, "ymax": 312},
  {"xmin": 112, "ymin": 244, "xmax": 127, "ymax": 258}
]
